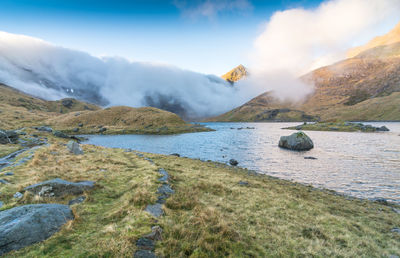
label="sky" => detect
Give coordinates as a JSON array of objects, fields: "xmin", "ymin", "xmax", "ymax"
[{"xmin": 0, "ymin": 0, "xmax": 328, "ymax": 75}]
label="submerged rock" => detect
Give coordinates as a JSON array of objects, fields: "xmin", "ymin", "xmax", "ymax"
[
  {"xmin": 0, "ymin": 204, "xmax": 74, "ymax": 255},
  {"xmin": 67, "ymin": 140, "xmax": 84, "ymax": 155},
  {"xmin": 25, "ymin": 178, "xmax": 94, "ymax": 197},
  {"xmin": 279, "ymin": 132, "xmax": 314, "ymax": 151}
]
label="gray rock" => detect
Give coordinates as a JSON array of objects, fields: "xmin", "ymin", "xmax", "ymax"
[
  {"xmin": 279, "ymin": 132, "xmax": 314, "ymax": 151},
  {"xmin": 157, "ymin": 184, "xmax": 174, "ymax": 196},
  {"xmin": 0, "ymin": 179, "xmax": 9, "ymax": 184},
  {"xmin": 53, "ymin": 130, "xmax": 70, "ymax": 139},
  {"xmin": 61, "ymin": 99, "xmax": 74, "ymax": 108},
  {"xmin": 0, "ymin": 204, "xmax": 74, "ymax": 255},
  {"xmin": 134, "ymin": 250, "xmax": 157, "ymax": 258},
  {"xmin": 4, "ymin": 172, "xmax": 14, "ymax": 176},
  {"xmin": 143, "ymin": 226, "xmax": 163, "ymax": 241},
  {"xmin": 377, "ymin": 125, "xmax": 389, "ymax": 131},
  {"xmin": 67, "ymin": 140, "xmax": 84, "ymax": 155},
  {"xmin": 392, "ymin": 207, "xmax": 400, "ymax": 214},
  {"xmin": 35, "ymin": 126, "xmax": 53, "ymax": 132},
  {"xmin": 229, "ymin": 159, "xmax": 239, "ymax": 166},
  {"xmin": 170, "ymin": 153, "xmax": 180, "ymax": 157},
  {"xmin": 74, "ymin": 112, "xmax": 80, "ymax": 116},
  {"xmin": 391, "ymin": 228, "xmax": 400, "ymax": 234},
  {"xmin": 13, "ymin": 192, "xmax": 23, "ymax": 199},
  {"xmin": 0, "ymin": 130, "xmax": 19, "ymax": 144},
  {"xmin": 0, "ymin": 201, "xmax": 3, "ymax": 208},
  {"xmin": 78, "ymin": 123, "xmax": 84, "ymax": 127},
  {"xmin": 98, "ymin": 127, "xmax": 107, "ymax": 133},
  {"xmin": 329, "ymin": 127, "xmax": 339, "ymax": 131},
  {"xmin": 304, "ymin": 156, "xmax": 317, "ymax": 160},
  {"xmin": 136, "ymin": 237, "xmax": 155, "ymax": 250},
  {"xmin": 238, "ymin": 181, "xmax": 249, "ymax": 186},
  {"xmin": 72, "ymin": 128, "xmax": 79, "ymax": 133},
  {"xmin": 25, "ymin": 178, "xmax": 94, "ymax": 197},
  {"xmin": 145, "ymin": 203, "xmax": 163, "ymax": 217},
  {"xmin": 158, "ymin": 169, "xmax": 168, "ymax": 182},
  {"xmin": 372, "ymin": 198, "xmax": 388, "ymax": 205},
  {"xmin": 68, "ymin": 196, "xmax": 86, "ymax": 205}
]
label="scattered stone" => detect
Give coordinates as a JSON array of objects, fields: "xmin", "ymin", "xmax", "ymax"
[
  {"xmin": 377, "ymin": 125, "xmax": 390, "ymax": 131},
  {"xmin": 158, "ymin": 168, "xmax": 168, "ymax": 182},
  {"xmin": 68, "ymin": 196, "xmax": 86, "ymax": 205},
  {"xmin": 143, "ymin": 226, "xmax": 163, "ymax": 241},
  {"xmin": 304, "ymin": 156, "xmax": 317, "ymax": 160},
  {"xmin": 35, "ymin": 126, "xmax": 53, "ymax": 132},
  {"xmin": 98, "ymin": 127, "xmax": 107, "ymax": 133},
  {"xmin": 4, "ymin": 172, "xmax": 14, "ymax": 176},
  {"xmin": 0, "ymin": 179, "xmax": 9, "ymax": 184},
  {"xmin": 170, "ymin": 153, "xmax": 180, "ymax": 157},
  {"xmin": 136, "ymin": 237, "xmax": 155, "ymax": 251},
  {"xmin": 238, "ymin": 181, "xmax": 249, "ymax": 186},
  {"xmin": 72, "ymin": 128, "xmax": 79, "ymax": 133},
  {"xmin": 229, "ymin": 159, "xmax": 239, "ymax": 166},
  {"xmin": 25, "ymin": 178, "xmax": 94, "ymax": 197},
  {"xmin": 279, "ymin": 132, "xmax": 314, "ymax": 151},
  {"xmin": 61, "ymin": 99, "xmax": 74, "ymax": 108},
  {"xmin": 372, "ymin": 198, "xmax": 389, "ymax": 205},
  {"xmin": 67, "ymin": 140, "xmax": 84, "ymax": 155},
  {"xmin": 74, "ymin": 112, "xmax": 81, "ymax": 116},
  {"xmin": 0, "ymin": 204, "xmax": 74, "ymax": 255},
  {"xmin": 391, "ymin": 228, "xmax": 400, "ymax": 234},
  {"xmin": 145, "ymin": 203, "xmax": 163, "ymax": 217},
  {"xmin": 134, "ymin": 250, "xmax": 157, "ymax": 258},
  {"xmin": 53, "ymin": 130, "xmax": 70, "ymax": 139},
  {"xmin": 78, "ymin": 123, "xmax": 84, "ymax": 127},
  {"xmin": 13, "ymin": 192, "xmax": 23, "ymax": 199},
  {"xmin": 0, "ymin": 129, "xmax": 19, "ymax": 144}
]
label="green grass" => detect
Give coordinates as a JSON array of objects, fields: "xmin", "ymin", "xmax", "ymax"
[{"xmin": 1, "ymin": 137, "xmax": 399, "ymax": 257}]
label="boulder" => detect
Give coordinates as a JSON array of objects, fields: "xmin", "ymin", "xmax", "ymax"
[
  {"xmin": 229, "ymin": 159, "xmax": 239, "ymax": 166},
  {"xmin": 61, "ymin": 99, "xmax": 74, "ymax": 108},
  {"xmin": 67, "ymin": 140, "xmax": 84, "ymax": 155},
  {"xmin": 35, "ymin": 126, "xmax": 53, "ymax": 132},
  {"xmin": 377, "ymin": 126, "xmax": 389, "ymax": 132},
  {"xmin": 53, "ymin": 130, "xmax": 70, "ymax": 139},
  {"xmin": 0, "ymin": 204, "xmax": 74, "ymax": 255},
  {"xmin": 98, "ymin": 127, "xmax": 107, "ymax": 133},
  {"xmin": 0, "ymin": 130, "xmax": 19, "ymax": 144},
  {"xmin": 25, "ymin": 178, "xmax": 94, "ymax": 197},
  {"xmin": 279, "ymin": 132, "xmax": 314, "ymax": 151},
  {"xmin": 72, "ymin": 128, "xmax": 79, "ymax": 133}
]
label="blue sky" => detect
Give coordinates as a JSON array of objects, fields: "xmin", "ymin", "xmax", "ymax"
[{"xmin": 0, "ymin": 0, "xmax": 326, "ymax": 74}]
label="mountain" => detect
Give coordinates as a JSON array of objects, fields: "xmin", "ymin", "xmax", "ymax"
[
  {"xmin": 221, "ymin": 64, "xmax": 248, "ymax": 83},
  {"xmin": 347, "ymin": 22, "xmax": 400, "ymax": 58},
  {"xmin": 211, "ymin": 24, "xmax": 400, "ymax": 122}
]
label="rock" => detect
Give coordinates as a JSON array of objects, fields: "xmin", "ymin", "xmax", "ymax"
[
  {"xmin": 98, "ymin": 127, "xmax": 107, "ymax": 133},
  {"xmin": 170, "ymin": 153, "xmax": 180, "ymax": 157},
  {"xmin": 238, "ymin": 181, "xmax": 249, "ymax": 186},
  {"xmin": 61, "ymin": 99, "xmax": 74, "ymax": 108},
  {"xmin": 53, "ymin": 130, "xmax": 70, "ymax": 139},
  {"xmin": 377, "ymin": 126, "xmax": 389, "ymax": 131},
  {"xmin": 143, "ymin": 226, "xmax": 163, "ymax": 241},
  {"xmin": 295, "ymin": 125, "xmax": 303, "ymax": 130},
  {"xmin": 13, "ymin": 192, "xmax": 23, "ymax": 199},
  {"xmin": 278, "ymin": 132, "xmax": 314, "ymax": 151},
  {"xmin": 74, "ymin": 112, "xmax": 80, "ymax": 116},
  {"xmin": 25, "ymin": 178, "xmax": 94, "ymax": 197},
  {"xmin": 134, "ymin": 250, "xmax": 157, "ymax": 258},
  {"xmin": 72, "ymin": 128, "xmax": 79, "ymax": 133},
  {"xmin": 0, "ymin": 179, "xmax": 9, "ymax": 184},
  {"xmin": 329, "ymin": 127, "xmax": 339, "ymax": 131},
  {"xmin": 136, "ymin": 237, "xmax": 155, "ymax": 250},
  {"xmin": 372, "ymin": 198, "xmax": 389, "ymax": 205},
  {"xmin": 0, "ymin": 201, "xmax": 3, "ymax": 208},
  {"xmin": 157, "ymin": 184, "xmax": 174, "ymax": 196},
  {"xmin": 229, "ymin": 159, "xmax": 239, "ymax": 166},
  {"xmin": 78, "ymin": 123, "xmax": 84, "ymax": 127},
  {"xmin": 158, "ymin": 168, "xmax": 169, "ymax": 182},
  {"xmin": 304, "ymin": 156, "xmax": 317, "ymax": 160},
  {"xmin": 67, "ymin": 140, "xmax": 84, "ymax": 155},
  {"xmin": 68, "ymin": 196, "xmax": 86, "ymax": 205},
  {"xmin": 35, "ymin": 126, "xmax": 53, "ymax": 132},
  {"xmin": 392, "ymin": 207, "xmax": 400, "ymax": 214},
  {"xmin": 0, "ymin": 130, "xmax": 19, "ymax": 144},
  {"xmin": 391, "ymin": 228, "xmax": 400, "ymax": 234},
  {"xmin": 4, "ymin": 172, "xmax": 14, "ymax": 176},
  {"xmin": 145, "ymin": 203, "xmax": 163, "ymax": 217},
  {"xmin": 0, "ymin": 204, "xmax": 74, "ymax": 255}
]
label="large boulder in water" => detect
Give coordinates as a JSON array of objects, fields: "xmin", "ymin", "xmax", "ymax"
[
  {"xmin": 25, "ymin": 178, "xmax": 95, "ymax": 197},
  {"xmin": 0, "ymin": 204, "xmax": 74, "ymax": 255},
  {"xmin": 279, "ymin": 132, "xmax": 314, "ymax": 151}
]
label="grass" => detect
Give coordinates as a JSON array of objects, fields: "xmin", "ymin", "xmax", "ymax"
[
  {"xmin": 1, "ymin": 137, "xmax": 399, "ymax": 257},
  {"xmin": 0, "ymin": 144, "xmax": 23, "ymax": 158},
  {"xmin": 284, "ymin": 121, "xmax": 385, "ymax": 132}
]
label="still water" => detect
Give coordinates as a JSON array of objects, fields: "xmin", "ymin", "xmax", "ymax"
[{"xmin": 83, "ymin": 122, "xmax": 400, "ymax": 204}]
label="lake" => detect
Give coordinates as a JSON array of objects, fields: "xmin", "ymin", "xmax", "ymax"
[{"xmin": 83, "ymin": 122, "xmax": 400, "ymax": 204}]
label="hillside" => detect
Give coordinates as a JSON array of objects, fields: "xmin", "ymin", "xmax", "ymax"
[
  {"xmin": 347, "ymin": 22, "xmax": 400, "ymax": 58},
  {"xmin": 47, "ymin": 106, "xmax": 211, "ymax": 134},
  {"xmin": 211, "ymin": 40, "xmax": 400, "ymax": 122},
  {"xmin": 221, "ymin": 64, "xmax": 248, "ymax": 83}
]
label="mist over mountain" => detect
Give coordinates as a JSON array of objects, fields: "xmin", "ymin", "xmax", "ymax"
[{"xmin": 0, "ymin": 31, "xmax": 252, "ymax": 120}]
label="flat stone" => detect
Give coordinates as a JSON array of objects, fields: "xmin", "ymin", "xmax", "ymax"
[
  {"xmin": 0, "ymin": 179, "xmax": 10, "ymax": 184},
  {"xmin": 13, "ymin": 192, "xmax": 23, "ymax": 199},
  {"xmin": 145, "ymin": 203, "xmax": 163, "ymax": 218},
  {"xmin": 157, "ymin": 184, "xmax": 174, "ymax": 196},
  {"xmin": 158, "ymin": 169, "xmax": 168, "ymax": 182},
  {"xmin": 68, "ymin": 196, "xmax": 86, "ymax": 205},
  {"xmin": 136, "ymin": 237, "xmax": 155, "ymax": 250},
  {"xmin": 134, "ymin": 250, "xmax": 157, "ymax": 258},
  {"xmin": 238, "ymin": 181, "xmax": 249, "ymax": 186},
  {"xmin": 25, "ymin": 178, "xmax": 94, "ymax": 197},
  {"xmin": 0, "ymin": 204, "xmax": 74, "ymax": 255}
]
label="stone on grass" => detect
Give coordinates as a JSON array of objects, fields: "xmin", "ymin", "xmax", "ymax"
[
  {"xmin": 68, "ymin": 196, "xmax": 86, "ymax": 205},
  {"xmin": 229, "ymin": 159, "xmax": 239, "ymax": 166},
  {"xmin": 13, "ymin": 192, "xmax": 23, "ymax": 199},
  {"xmin": 67, "ymin": 140, "xmax": 84, "ymax": 155},
  {"xmin": 145, "ymin": 203, "xmax": 163, "ymax": 218},
  {"xmin": 0, "ymin": 130, "xmax": 19, "ymax": 144},
  {"xmin": 134, "ymin": 250, "xmax": 157, "ymax": 258},
  {"xmin": 279, "ymin": 132, "xmax": 314, "ymax": 151},
  {"xmin": 53, "ymin": 130, "xmax": 70, "ymax": 139},
  {"xmin": 0, "ymin": 204, "xmax": 74, "ymax": 255},
  {"xmin": 25, "ymin": 178, "xmax": 94, "ymax": 197}
]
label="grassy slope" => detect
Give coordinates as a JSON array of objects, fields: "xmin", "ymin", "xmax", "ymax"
[
  {"xmin": 47, "ymin": 106, "xmax": 212, "ymax": 135},
  {"xmin": 1, "ymin": 133, "xmax": 399, "ymax": 257}
]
